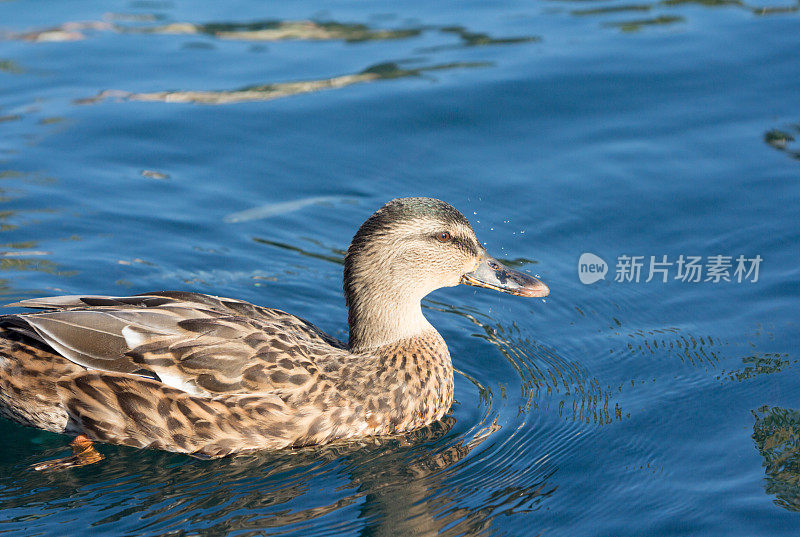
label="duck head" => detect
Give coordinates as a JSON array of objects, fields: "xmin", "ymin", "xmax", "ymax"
[{"xmin": 344, "ymin": 197, "xmax": 549, "ymax": 351}]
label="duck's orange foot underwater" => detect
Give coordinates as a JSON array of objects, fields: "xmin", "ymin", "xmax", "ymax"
[{"xmin": 31, "ymin": 435, "xmax": 105, "ymax": 472}]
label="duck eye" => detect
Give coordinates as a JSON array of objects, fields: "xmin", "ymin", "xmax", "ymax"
[{"xmin": 436, "ymin": 231, "xmax": 451, "ymax": 243}]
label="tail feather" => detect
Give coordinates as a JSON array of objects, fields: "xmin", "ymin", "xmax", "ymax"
[{"xmin": 0, "ymin": 327, "xmax": 74, "ymax": 433}]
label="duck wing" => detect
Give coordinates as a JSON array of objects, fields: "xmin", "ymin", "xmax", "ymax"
[{"xmin": 3, "ymin": 291, "xmax": 347, "ymax": 396}]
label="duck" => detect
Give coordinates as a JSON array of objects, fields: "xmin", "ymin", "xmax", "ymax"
[{"xmin": 0, "ymin": 197, "xmax": 548, "ymax": 469}]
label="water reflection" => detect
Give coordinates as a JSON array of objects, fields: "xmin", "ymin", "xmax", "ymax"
[
  {"xmin": 225, "ymin": 196, "xmax": 358, "ymax": 224},
  {"xmin": 4, "ymin": 4, "xmax": 796, "ymax": 46},
  {"xmin": 603, "ymin": 15, "xmax": 684, "ymax": 32},
  {"xmin": 3, "ymin": 16, "xmax": 539, "ymax": 47},
  {"xmin": 4, "ymin": 21, "xmax": 114, "ymax": 42},
  {"xmin": 572, "ymin": 4, "xmax": 653, "ymax": 15},
  {"xmin": 564, "ymin": 0, "xmax": 799, "ymax": 30},
  {"xmin": 418, "ymin": 26, "xmax": 540, "ymax": 52},
  {"xmin": 752, "ymin": 406, "xmax": 800, "ymax": 511},
  {"xmin": 0, "ymin": 181, "xmax": 74, "ymax": 280},
  {"xmin": 718, "ymin": 353, "xmax": 794, "ymax": 382},
  {"xmin": 5, "ymin": 14, "xmax": 537, "ymax": 105},
  {"xmin": 617, "ymin": 326, "xmax": 722, "ymax": 368},
  {"xmin": 765, "ymin": 123, "xmax": 800, "ymax": 161},
  {"xmin": 0, "ymin": 416, "xmax": 553, "ymax": 535},
  {"xmin": 0, "ymin": 59, "xmax": 24, "ymax": 74},
  {"xmin": 77, "ymin": 61, "xmax": 490, "ymax": 105},
  {"xmin": 253, "ymin": 237, "xmax": 346, "ymax": 266},
  {"xmin": 143, "ymin": 20, "xmax": 422, "ymax": 42}
]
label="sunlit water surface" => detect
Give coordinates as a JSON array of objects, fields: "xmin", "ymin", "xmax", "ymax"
[{"xmin": 0, "ymin": 1, "xmax": 798, "ymax": 536}]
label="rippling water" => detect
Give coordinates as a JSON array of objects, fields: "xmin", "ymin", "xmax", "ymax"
[{"xmin": 1, "ymin": 1, "xmax": 798, "ymax": 535}]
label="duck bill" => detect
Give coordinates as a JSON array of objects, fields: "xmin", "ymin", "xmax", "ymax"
[{"xmin": 460, "ymin": 255, "xmax": 549, "ymax": 298}]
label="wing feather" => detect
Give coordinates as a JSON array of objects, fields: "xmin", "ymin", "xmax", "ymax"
[{"xmin": 1, "ymin": 292, "xmax": 348, "ymax": 398}]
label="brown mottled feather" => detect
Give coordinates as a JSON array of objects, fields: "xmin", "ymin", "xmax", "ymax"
[{"xmin": 0, "ymin": 292, "xmax": 453, "ymax": 457}]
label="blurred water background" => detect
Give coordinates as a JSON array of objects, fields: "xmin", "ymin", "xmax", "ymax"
[{"xmin": 0, "ymin": 1, "xmax": 798, "ymax": 535}]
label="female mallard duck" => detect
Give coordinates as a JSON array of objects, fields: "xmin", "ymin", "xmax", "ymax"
[{"xmin": 0, "ymin": 197, "xmax": 548, "ymax": 469}]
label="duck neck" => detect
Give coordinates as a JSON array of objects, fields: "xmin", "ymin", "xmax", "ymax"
[{"xmin": 346, "ymin": 284, "xmax": 435, "ymax": 351}]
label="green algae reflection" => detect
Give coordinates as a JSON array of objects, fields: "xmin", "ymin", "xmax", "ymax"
[{"xmin": 752, "ymin": 406, "xmax": 800, "ymax": 511}]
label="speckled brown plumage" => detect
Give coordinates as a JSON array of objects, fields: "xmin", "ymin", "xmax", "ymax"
[
  {"xmin": 0, "ymin": 197, "xmax": 546, "ymax": 460},
  {"xmin": 0, "ymin": 292, "xmax": 453, "ymax": 457}
]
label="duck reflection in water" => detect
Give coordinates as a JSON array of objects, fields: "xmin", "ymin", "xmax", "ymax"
[{"xmin": 5, "ymin": 415, "xmax": 556, "ymax": 536}]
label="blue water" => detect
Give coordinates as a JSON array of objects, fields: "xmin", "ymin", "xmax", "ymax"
[{"xmin": 1, "ymin": 1, "xmax": 799, "ymax": 535}]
